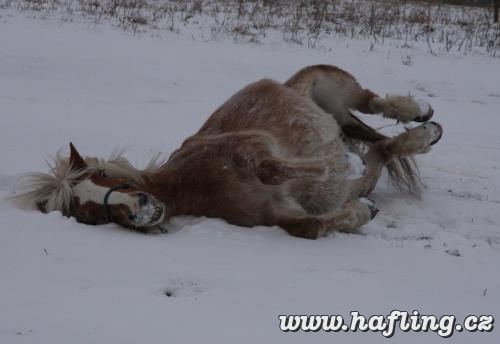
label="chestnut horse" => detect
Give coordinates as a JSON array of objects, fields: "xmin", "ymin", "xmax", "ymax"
[{"xmin": 13, "ymin": 65, "xmax": 442, "ymax": 239}]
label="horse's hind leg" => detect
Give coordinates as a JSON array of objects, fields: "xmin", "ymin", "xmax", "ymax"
[
  {"xmin": 277, "ymin": 198, "xmax": 378, "ymax": 239},
  {"xmin": 256, "ymin": 152, "xmax": 366, "ymax": 186},
  {"xmin": 287, "ymin": 65, "xmax": 434, "ymax": 124},
  {"xmin": 255, "ymin": 158, "xmax": 328, "ymax": 185},
  {"xmin": 351, "ymin": 121, "xmax": 443, "ymax": 197}
]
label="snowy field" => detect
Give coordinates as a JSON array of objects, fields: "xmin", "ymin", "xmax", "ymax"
[{"xmin": 1, "ymin": 9, "xmax": 499, "ymax": 344}]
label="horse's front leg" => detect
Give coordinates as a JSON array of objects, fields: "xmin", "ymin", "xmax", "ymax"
[
  {"xmin": 277, "ymin": 198, "xmax": 378, "ymax": 239},
  {"xmin": 361, "ymin": 91, "xmax": 435, "ymax": 123}
]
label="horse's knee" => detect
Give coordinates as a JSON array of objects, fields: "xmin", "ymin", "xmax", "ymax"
[{"xmin": 257, "ymin": 159, "xmax": 288, "ymax": 185}]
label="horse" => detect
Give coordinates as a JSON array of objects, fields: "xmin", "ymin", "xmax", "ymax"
[{"xmin": 12, "ymin": 65, "xmax": 443, "ymax": 239}]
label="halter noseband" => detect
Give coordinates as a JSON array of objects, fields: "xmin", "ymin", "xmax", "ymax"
[{"xmin": 103, "ymin": 183, "xmax": 133, "ymax": 222}]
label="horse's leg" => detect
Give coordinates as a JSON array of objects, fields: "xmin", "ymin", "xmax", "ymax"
[
  {"xmin": 255, "ymin": 152, "xmax": 366, "ymax": 185},
  {"xmin": 287, "ymin": 65, "xmax": 435, "ymax": 124},
  {"xmin": 351, "ymin": 121, "xmax": 443, "ymax": 197},
  {"xmin": 255, "ymin": 158, "xmax": 328, "ymax": 185},
  {"xmin": 277, "ymin": 198, "xmax": 378, "ymax": 239},
  {"xmin": 357, "ymin": 90, "xmax": 434, "ymax": 123}
]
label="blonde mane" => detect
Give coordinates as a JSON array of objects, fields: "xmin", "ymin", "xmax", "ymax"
[{"xmin": 11, "ymin": 149, "xmax": 164, "ymax": 214}]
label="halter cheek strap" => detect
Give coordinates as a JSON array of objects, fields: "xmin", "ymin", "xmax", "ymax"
[{"xmin": 103, "ymin": 183, "xmax": 132, "ymax": 223}]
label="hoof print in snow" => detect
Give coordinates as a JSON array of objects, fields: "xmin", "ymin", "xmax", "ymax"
[
  {"xmin": 14, "ymin": 329, "xmax": 32, "ymax": 336},
  {"xmin": 164, "ymin": 289, "xmax": 175, "ymax": 297},
  {"xmin": 386, "ymin": 221, "xmax": 398, "ymax": 229},
  {"xmin": 487, "ymin": 237, "xmax": 500, "ymax": 248},
  {"xmin": 416, "ymin": 235, "xmax": 433, "ymax": 241},
  {"xmin": 445, "ymin": 249, "xmax": 461, "ymax": 257},
  {"xmin": 162, "ymin": 280, "xmax": 203, "ymax": 298}
]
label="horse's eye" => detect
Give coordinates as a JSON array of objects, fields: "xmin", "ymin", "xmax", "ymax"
[{"xmin": 98, "ymin": 170, "xmax": 107, "ymax": 177}]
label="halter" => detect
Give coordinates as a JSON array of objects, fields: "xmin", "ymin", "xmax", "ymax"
[{"xmin": 103, "ymin": 183, "xmax": 133, "ymax": 222}]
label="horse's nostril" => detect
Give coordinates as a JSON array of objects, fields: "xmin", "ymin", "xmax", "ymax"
[
  {"xmin": 138, "ymin": 193, "xmax": 149, "ymax": 206},
  {"xmin": 128, "ymin": 214, "xmax": 136, "ymax": 221}
]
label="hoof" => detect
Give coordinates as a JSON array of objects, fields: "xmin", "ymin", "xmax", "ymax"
[
  {"xmin": 360, "ymin": 198, "xmax": 379, "ymax": 220},
  {"xmin": 368, "ymin": 201, "xmax": 379, "ymax": 220},
  {"xmin": 403, "ymin": 121, "xmax": 443, "ymax": 153},
  {"xmin": 414, "ymin": 107, "xmax": 434, "ymax": 123},
  {"xmin": 413, "ymin": 99, "xmax": 434, "ymax": 122},
  {"xmin": 417, "ymin": 121, "xmax": 443, "ymax": 146},
  {"xmin": 427, "ymin": 121, "xmax": 443, "ymax": 145}
]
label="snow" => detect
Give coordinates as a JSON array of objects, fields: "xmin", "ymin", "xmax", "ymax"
[
  {"xmin": 1, "ymin": 10, "xmax": 499, "ymax": 344},
  {"xmin": 345, "ymin": 152, "xmax": 366, "ymax": 180}
]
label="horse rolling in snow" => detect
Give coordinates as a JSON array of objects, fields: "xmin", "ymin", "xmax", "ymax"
[{"xmin": 13, "ymin": 65, "xmax": 443, "ymax": 239}]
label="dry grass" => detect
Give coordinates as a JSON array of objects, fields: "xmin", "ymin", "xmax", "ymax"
[{"xmin": 1, "ymin": 0, "xmax": 499, "ymax": 56}]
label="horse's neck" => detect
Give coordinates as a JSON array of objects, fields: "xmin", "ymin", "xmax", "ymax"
[
  {"xmin": 141, "ymin": 167, "xmax": 179, "ymax": 213},
  {"xmin": 140, "ymin": 167, "xmax": 167, "ymax": 197}
]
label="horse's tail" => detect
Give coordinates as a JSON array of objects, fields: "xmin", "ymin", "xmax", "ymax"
[{"xmin": 343, "ymin": 111, "xmax": 421, "ymax": 196}]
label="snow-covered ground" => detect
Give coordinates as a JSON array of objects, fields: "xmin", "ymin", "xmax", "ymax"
[{"xmin": 1, "ymin": 9, "xmax": 499, "ymax": 344}]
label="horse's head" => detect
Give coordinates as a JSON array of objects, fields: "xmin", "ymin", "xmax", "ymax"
[
  {"xmin": 15, "ymin": 143, "xmax": 166, "ymax": 232},
  {"xmin": 66, "ymin": 143, "xmax": 166, "ymax": 230}
]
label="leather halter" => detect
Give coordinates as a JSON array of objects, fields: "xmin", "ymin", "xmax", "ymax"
[{"xmin": 103, "ymin": 183, "xmax": 132, "ymax": 222}]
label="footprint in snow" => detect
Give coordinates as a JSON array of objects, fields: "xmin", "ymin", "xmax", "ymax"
[{"xmin": 162, "ymin": 279, "xmax": 205, "ymax": 298}]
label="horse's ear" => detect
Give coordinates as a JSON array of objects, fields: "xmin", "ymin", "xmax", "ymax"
[{"xmin": 69, "ymin": 142, "xmax": 87, "ymax": 171}]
